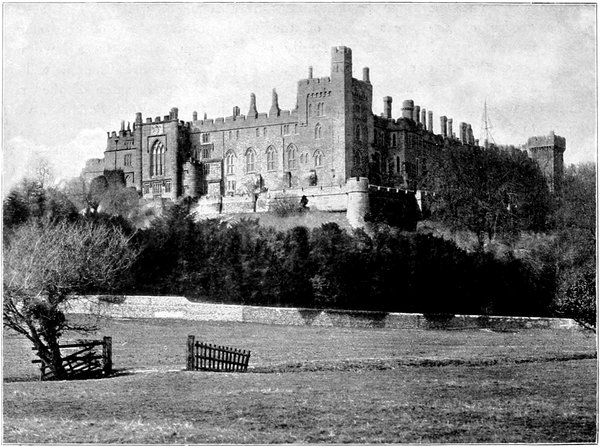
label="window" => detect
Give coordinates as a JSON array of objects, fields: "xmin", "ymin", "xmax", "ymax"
[
  {"xmin": 263, "ymin": 127, "xmax": 267, "ymax": 137},
  {"xmin": 316, "ymin": 102, "xmax": 324, "ymax": 116},
  {"xmin": 152, "ymin": 182, "xmax": 161, "ymax": 194},
  {"xmin": 204, "ymin": 164, "xmax": 211, "ymax": 176},
  {"xmin": 227, "ymin": 180, "xmax": 236, "ymax": 195},
  {"xmin": 314, "ymin": 123, "xmax": 322, "ymax": 139},
  {"xmin": 286, "ymin": 144, "xmax": 297, "ymax": 170},
  {"xmin": 294, "ymin": 124, "xmax": 298, "ymax": 134},
  {"xmin": 124, "ymin": 154, "xmax": 132, "ymax": 167},
  {"xmin": 309, "ymin": 104, "xmax": 312, "ymax": 116},
  {"xmin": 228, "ymin": 130, "xmax": 232, "ymax": 140},
  {"xmin": 165, "ymin": 180, "xmax": 171, "ymax": 193},
  {"xmin": 283, "ymin": 124, "xmax": 290, "ymax": 135},
  {"xmin": 225, "ymin": 151, "xmax": 235, "ymax": 175},
  {"xmin": 236, "ymin": 130, "xmax": 239, "ymax": 139},
  {"xmin": 256, "ymin": 128, "xmax": 260, "ymax": 137},
  {"xmin": 392, "ymin": 134, "xmax": 397, "ymax": 147},
  {"xmin": 245, "ymin": 148, "xmax": 256, "ymax": 173},
  {"xmin": 300, "ymin": 153, "xmax": 308, "ymax": 164},
  {"xmin": 201, "ymin": 133, "xmax": 210, "ymax": 143},
  {"xmin": 266, "ymin": 146, "xmax": 276, "ymax": 171},
  {"xmin": 396, "ymin": 156, "xmax": 400, "ymax": 173},
  {"xmin": 150, "ymin": 140, "xmax": 165, "ymax": 177},
  {"xmin": 314, "ymin": 150, "xmax": 323, "ymax": 167},
  {"xmin": 355, "ymin": 125, "xmax": 361, "ymax": 142},
  {"xmin": 202, "ymin": 146, "xmax": 211, "ymax": 159},
  {"xmin": 143, "ymin": 183, "xmax": 150, "ymax": 195}
]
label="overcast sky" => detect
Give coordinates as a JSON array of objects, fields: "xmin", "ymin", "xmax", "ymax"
[{"xmin": 3, "ymin": 3, "xmax": 596, "ymax": 192}]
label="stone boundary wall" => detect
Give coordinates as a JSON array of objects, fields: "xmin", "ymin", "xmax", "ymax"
[{"xmin": 66, "ymin": 296, "xmax": 579, "ymax": 330}]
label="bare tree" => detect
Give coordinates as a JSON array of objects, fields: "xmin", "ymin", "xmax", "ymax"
[{"xmin": 3, "ymin": 219, "xmax": 138, "ymax": 379}]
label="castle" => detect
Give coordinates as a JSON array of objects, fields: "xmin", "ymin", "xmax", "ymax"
[{"xmin": 83, "ymin": 46, "xmax": 565, "ymax": 227}]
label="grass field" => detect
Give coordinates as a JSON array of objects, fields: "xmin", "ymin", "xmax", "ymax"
[{"xmin": 3, "ymin": 317, "xmax": 597, "ymax": 443}]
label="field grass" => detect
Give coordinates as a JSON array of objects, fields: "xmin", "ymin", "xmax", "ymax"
[{"xmin": 3, "ymin": 317, "xmax": 597, "ymax": 443}]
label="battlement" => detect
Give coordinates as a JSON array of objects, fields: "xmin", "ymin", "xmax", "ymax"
[{"xmin": 526, "ymin": 131, "xmax": 566, "ymax": 150}]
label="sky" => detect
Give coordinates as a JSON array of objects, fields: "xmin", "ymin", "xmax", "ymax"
[{"xmin": 3, "ymin": 3, "xmax": 597, "ymax": 193}]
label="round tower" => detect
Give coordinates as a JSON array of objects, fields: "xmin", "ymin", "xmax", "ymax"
[{"xmin": 346, "ymin": 177, "xmax": 370, "ymax": 228}]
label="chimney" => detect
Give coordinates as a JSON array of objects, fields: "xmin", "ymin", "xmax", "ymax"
[
  {"xmin": 120, "ymin": 120, "xmax": 125, "ymax": 131},
  {"xmin": 414, "ymin": 105, "xmax": 421, "ymax": 124},
  {"xmin": 440, "ymin": 116, "xmax": 448, "ymax": 137},
  {"xmin": 192, "ymin": 111, "xmax": 198, "ymax": 121},
  {"xmin": 421, "ymin": 109, "xmax": 427, "ymax": 129},
  {"xmin": 459, "ymin": 122, "xmax": 467, "ymax": 143},
  {"xmin": 428, "ymin": 111, "xmax": 433, "ymax": 133},
  {"xmin": 135, "ymin": 112, "xmax": 142, "ymax": 124},
  {"xmin": 308, "ymin": 66, "xmax": 313, "ymax": 79},
  {"xmin": 448, "ymin": 119, "xmax": 453, "ymax": 139},
  {"xmin": 383, "ymin": 96, "xmax": 392, "ymax": 119},
  {"xmin": 203, "ymin": 113, "xmax": 207, "ymax": 120},
  {"xmin": 467, "ymin": 124, "xmax": 474, "ymax": 145},
  {"xmin": 270, "ymin": 88, "xmax": 281, "ymax": 117},
  {"xmin": 362, "ymin": 67, "xmax": 370, "ymax": 83},
  {"xmin": 233, "ymin": 106, "xmax": 240, "ymax": 119},
  {"xmin": 248, "ymin": 93, "xmax": 258, "ymax": 118},
  {"xmin": 402, "ymin": 99, "xmax": 414, "ymax": 120}
]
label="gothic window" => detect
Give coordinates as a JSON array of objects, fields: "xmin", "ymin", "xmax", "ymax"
[
  {"xmin": 124, "ymin": 154, "xmax": 132, "ymax": 167},
  {"xmin": 228, "ymin": 130, "xmax": 232, "ymax": 140},
  {"xmin": 150, "ymin": 140, "xmax": 165, "ymax": 177},
  {"xmin": 165, "ymin": 180, "xmax": 171, "ymax": 193},
  {"xmin": 396, "ymin": 156, "xmax": 400, "ymax": 173},
  {"xmin": 266, "ymin": 146, "xmax": 276, "ymax": 171},
  {"xmin": 152, "ymin": 182, "xmax": 161, "ymax": 194},
  {"xmin": 314, "ymin": 123, "xmax": 322, "ymax": 139},
  {"xmin": 226, "ymin": 180, "xmax": 236, "ymax": 195},
  {"xmin": 225, "ymin": 150, "xmax": 236, "ymax": 175},
  {"xmin": 355, "ymin": 125, "xmax": 361, "ymax": 142},
  {"xmin": 283, "ymin": 124, "xmax": 290, "ymax": 135},
  {"xmin": 236, "ymin": 130, "xmax": 239, "ymax": 139},
  {"xmin": 313, "ymin": 150, "xmax": 323, "ymax": 167},
  {"xmin": 392, "ymin": 134, "xmax": 397, "ymax": 147},
  {"xmin": 202, "ymin": 146, "xmax": 211, "ymax": 159},
  {"xmin": 245, "ymin": 148, "xmax": 256, "ymax": 173},
  {"xmin": 263, "ymin": 127, "xmax": 267, "ymax": 137},
  {"xmin": 256, "ymin": 128, "xmax": 260, "ymax": 137},
  {"xmin": 286, "ymin": 144, "xmax": 297, "ymax": 170},
  {"xmin": 300, "ymin": 153, "xmax": 308, "ymax": 164},
  {"xmin": 201, "ymin": 133, "xmax": 210, "ymax": 143},
  {"xmin": 294, "ymin": 124, "xmax": 298, "ymax": 134}
]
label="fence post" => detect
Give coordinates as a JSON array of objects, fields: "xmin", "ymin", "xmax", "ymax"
[
  {"xmin": 187, "ymin": 335, "xmax": 195, "ymax": 371},
  {"xmin": 103, "ymin": 336, "xmax": 112, "ymax": 376}
]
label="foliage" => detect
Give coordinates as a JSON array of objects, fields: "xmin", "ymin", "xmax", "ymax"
[
  {"xmin": 3, "ymin": 219, "xmax": 138, "ymax": 379},
  {"xmin": 428, "ymin": 146, "xmax": 551, "ymax": 249},
  {"xmin": 270, "ymin": 196, "xmax": 304, "ymax": 217},
  {"xmin": 554, "ymin": 263, "xmax": 596, "ymax": 330}
]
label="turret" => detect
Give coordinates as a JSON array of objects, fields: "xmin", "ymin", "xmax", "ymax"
[
  {"xmin": 402, "ymin": 100, "xmax": 414, "ymax": 120},
  {"xmin": 331, "ymin": 46, "xmax": 352, "ymax": 80},
  {"xmin": 248, "ymin": 93, "xmax": 258, "ymax": 118},
  {"xmin": 269, "ymin": 88, "xmax": 281, "ymax": 117}
]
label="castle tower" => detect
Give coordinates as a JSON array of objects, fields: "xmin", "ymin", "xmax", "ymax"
[{"xmin": 524, "ymin": 131, "xmax": 566, "ymax": 195}]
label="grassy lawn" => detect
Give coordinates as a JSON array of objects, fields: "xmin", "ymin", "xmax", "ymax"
[{"xmin": 3, "ymin": 317, "xmax": 597, "ymax": 443}]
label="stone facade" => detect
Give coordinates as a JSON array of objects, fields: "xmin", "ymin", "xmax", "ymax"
[
  {"xmin": 83, "ymin": 46, "xmax": 565, "ymax": 223},
  {"xmin": 523, "ymin": 131, "xmax": 566, "ymax": 194}
]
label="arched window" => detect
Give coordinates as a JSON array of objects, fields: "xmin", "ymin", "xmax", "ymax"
[
  {"xmin": 286, "ymin": 144, "xmax": 297, "ymax": 170},
  {"xmin": 313, "ymin": 150, "xmax": 324, "ymax": 167},
  {"xmin": 245, "ymin": 148, "xmax": 256, "ymax": 173},
  {"xmin": 314, "ymin": 123, "xmax": 322, "ymax": 139},
  {"xmin": 150, "ymin": 140, "xmax": 165, "ymax": 177},
  {"xmin": 355, "ymin": 125, "xmax": 361, "ymax": 142},
  {"xmin": 266, "ymin": 146, "xmax": 276, "ymax": 171},
  {"xmin": 225, "ymin": 150, "xmax": 236, "ymax": 175}
]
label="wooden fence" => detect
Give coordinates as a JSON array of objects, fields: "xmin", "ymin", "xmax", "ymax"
[
  {"xmin": 32, "ymin": 337, "xmax": 112, "ymax": 381},
  {"xmin": 186, "ymin": 335, "xmax": 250, "ymax": 372}
]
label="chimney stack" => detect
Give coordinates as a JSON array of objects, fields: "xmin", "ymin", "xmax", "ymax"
[
  {"xmin": 270, "ymin": 88, "xmax": 281, "ymax": 117},
  {"xmin": 428, "ymin": 111, "xmax": 433, "ymax": 133},
  {"xmin": 192, "ymin": 111, "xmax": 198, "ymax": 121},
  {"xmin": 248, "ymin": 93, "xmax": 258, "ymax": 118},
  {"xmin": 363, "ymin": 67, "xmax": 370, "ymax": 83},
  {"xmin": 421, "ymin": 109, "xmax": 427, "ymax": 129},
  {"xmin": 414, "ymin": 105, "xmax": 421, "ymax": 124},
  {"xmin": 135, "ymin": 112, "xmax": 142, "ymax": 124},
  {"xmin": 308, "ymin": 66, "xmax": 313, "ymax": 79},
  {"xmin": 440, "ymin": 116, "xmax": 448, "ymax": 137},
  {"xmin": 383, "ymin": 96, "xmax": 392, "ymax": 119},
  {"xmin": 448, "ymin": 119, "xmax": 453, "ymax": 139}
]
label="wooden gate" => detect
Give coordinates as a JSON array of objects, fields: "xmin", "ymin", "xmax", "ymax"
[
  {"xmin": 186, "ymin": 335, "xmax": 250, "ymax": 372},
  {"xmin": 32, "ymin": 337, "xmax": 112, "ymax": 380}
]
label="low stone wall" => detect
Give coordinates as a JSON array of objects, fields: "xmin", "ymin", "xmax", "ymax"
[{"xmin": 66, "ymin": 296, "xmax": 579, "ymax": 330}]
